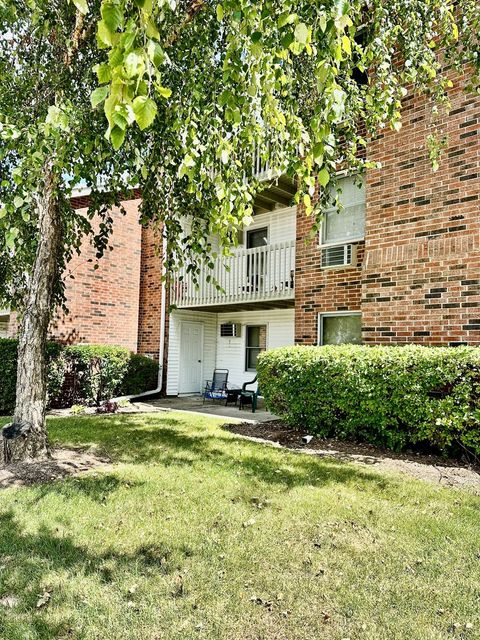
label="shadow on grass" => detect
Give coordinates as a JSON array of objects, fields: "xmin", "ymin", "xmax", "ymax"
[
  {"xmin": 29, "ymin": 473, "xmax": 145, "ymax": 504},
  {"xmin": 0, "ymin": 508, "xmax": 193, "ymax": 640},
  {"xmin": 50, "ymin": 414, "xmax": 392, "ymax": 492}
]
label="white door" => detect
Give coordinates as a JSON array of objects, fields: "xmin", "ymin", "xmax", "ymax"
[{"xmin": 179, "ymin": 322, "xmax": 204, "ymax": 393}]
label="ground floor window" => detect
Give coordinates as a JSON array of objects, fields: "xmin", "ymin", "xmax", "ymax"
[
  {"xmin": 245, "ymin": 325, "xmax": 267, "ymax": 370},
  {"xmin": 318, "ymin": 312, "xmax": 362, "ymax": 345},
  {"xmin": 0, "ymin": 316, "xmax": 9, "ymax": 339}
]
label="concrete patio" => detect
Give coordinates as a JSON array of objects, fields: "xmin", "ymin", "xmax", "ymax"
[{"xmin": 133, "ymin": 395, "xmax": 278, "ymax": 423}]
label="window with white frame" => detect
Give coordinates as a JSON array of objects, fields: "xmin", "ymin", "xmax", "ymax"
[
  {"xmin": 320, "ymin": 175, "xmax": 365, "ymax": 267},
  {"xmin": 318, "ymin": 312, "xmax": 362, "ymax": 345},
  {"xmin": 245, "ymin": 325, "xmax": 267, "ymax": 370},
  {"xmin": 0, "ymin": 313, "xmax": 9, "ymax": 339}
]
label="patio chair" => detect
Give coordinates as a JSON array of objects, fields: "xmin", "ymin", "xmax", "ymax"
[
  {"xmin": 239, "ymin": 376, "xmax": 260, "ymax": 413},
  {"xmin": 203, "ymin": 369, "xmax": 229, "ymax": 404}
]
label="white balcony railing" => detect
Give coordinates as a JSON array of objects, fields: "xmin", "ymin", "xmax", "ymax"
[{"xmin": 171, "ymin": 240, "xmax": 295, "ymax": 308}]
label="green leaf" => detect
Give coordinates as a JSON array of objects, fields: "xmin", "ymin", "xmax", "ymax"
[
  {"xmin": 278, "ymin": 12, "xmax": 296, "ymax": 28},
  {"xmin": 110, "ymin": 125, "xmax": 126, "ymax": 150},
  {"xmin": 216, "ymin": 4, "xmax": 224, "ymax": 21},
  {"xmin": 146, "ymin": 18, "xmax": 160, "ymax": 39},
  {"xmin": 0, "ymin": 207, "xmax": 6, "ymax": 219},
  {"xmin": 156, "ymin": 86, "xmax": 172, "ymax": 99},
  {"xmin": 91, "ymin": 85, "xmax": 109, "ymax": 108},
  {"xmin": 72, "ymin": 0, "xmax": 88, "ymax": 15},
  {"xmin": 94, "ymin": 63, "xmax": 111, "ymax": 84},
  {"xmin": 101, "ymin": 2, "xmax": 123, "ymax": 32},
  {"xmin": 13, "ymin": 196, "xmax": 24, "ymax": 208},
  {"xmin": 294, "ymin": 22, "xmax": 309, "ymax": 45},
  {"xmin": 341, "ymin": 34, "xmax": 351, "ymax": 55},
  {"xmin": 132, "ymin": 96, "xmax": 157, "ymax": 130},
  {"xmin": 124, "ymin": 51, "xmax": 144, "ymax": 78},
  {"xmin": 318, "ymin": 167, "xmax": 330, "ymax": 187},
  {"xmin": 97, "ymin": 19, "xmax": 114, "ymax": 47},
  {"xmin": 147, "ymin": 40, "xmax": 165, "ymax": 67}
]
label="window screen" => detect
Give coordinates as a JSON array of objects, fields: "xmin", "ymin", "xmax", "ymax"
[
  {"xmin": 322, "ymin": 176, "xmax": 365, "ymax": 245},
  {"xmin": 320, "ymin": 314, "xmax": 362, "ymax": 345}
]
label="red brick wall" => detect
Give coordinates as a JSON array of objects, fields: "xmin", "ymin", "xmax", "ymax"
[
  {"xmin": 50, "ymin": 199, "xmax": 142, "ymax": 351},
  {"xmin": 295, "ymin": 71, "xmax": 480, "ymax": 346},
  {"xmin": 137, "ymin": 225, "xmax": 163, "ymax": 359},
  {"xmin": 295, "ymin": 196, "xmax": 365, "ymax": 344},
  {"xmin": 362, "ymin": 72, "xmax": 480, "ymax": 345}
]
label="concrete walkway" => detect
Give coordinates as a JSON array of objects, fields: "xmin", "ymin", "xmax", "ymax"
[{"xmin": 134, "ymin": 395, "xmax": 278, "ymax": 423}]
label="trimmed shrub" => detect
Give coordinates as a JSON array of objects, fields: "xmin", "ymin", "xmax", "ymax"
[
  {"xmin": 64, "ymin": 345, "xmax": 131, "ymax": 406},
  {"xmin": 120, "ymin": 353, "xmax": 159, "ymax": 396},
  {"xmin": 257, "ymin": 345, "xmax": 480, "ymax": 456},
  {"xmin": 0, "ymin": 338, "xmax": 65, "ymax": 415},
  {"xmin": 0, "ymin": 340, "xmax": 158, "ymax": 414}
]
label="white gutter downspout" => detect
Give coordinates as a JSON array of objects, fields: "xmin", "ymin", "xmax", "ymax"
[{"xmin": 114, "ymin": 230, "xmax": 168, "ymax": 402}]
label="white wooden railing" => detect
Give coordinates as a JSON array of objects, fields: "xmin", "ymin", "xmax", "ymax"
[{"xmin": 171, "ymin": 240, "xmax": 296, "ymax": 308}]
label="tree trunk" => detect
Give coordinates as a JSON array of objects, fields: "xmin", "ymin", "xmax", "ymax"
[{"xmin": 2, "ymin": 165, "xmax": 62, "ymax": 463}]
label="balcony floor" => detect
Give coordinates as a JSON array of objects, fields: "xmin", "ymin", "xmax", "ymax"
[{"xmin": 174, "ymin": 297, "xmax": 295, "ymax": 313}]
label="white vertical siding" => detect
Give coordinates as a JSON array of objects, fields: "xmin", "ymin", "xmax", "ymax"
[
  {"xmin": 239, "ymin": 207, "xmax": 296, "ymax": 246},
  {"xmin": 166, "ymin": 310, "xmax": 217, "ymax": 396},
  {"xmin": 166, "ymin": 308, "xmax": 294, "ymax": 395},
  {"xmin": 215, "ymin": 308, "xmax": 294, "ymax": 390}
]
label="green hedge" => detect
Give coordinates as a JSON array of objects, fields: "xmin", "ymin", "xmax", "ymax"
[
  {"xmin": 64, "ymin": 345, "xmax": 131, "ymax": 406},
  {"xmin": 257, "ymin": 345, "xmax": 480, "ymax": 456},
  {"xmin": 0, "ymin": 339, "xmax": 159, "ymax": 412},
  {"xmin": 0, "ymin": 338, "xmax": 65, "ymax": 415},
  {"xmin": 119, "ymin": 353, "xmax": 159, "ymax": 396}
]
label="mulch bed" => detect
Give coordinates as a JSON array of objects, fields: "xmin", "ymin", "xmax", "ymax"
[
  {"xmin": 223, "ymin": 420, "xmax": 480, "ymax": 492},
  {"xmin": 0, "ymin": 448, "xmax": 111, "ymax": 489}
]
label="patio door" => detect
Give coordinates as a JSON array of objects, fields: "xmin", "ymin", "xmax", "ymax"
[
  {"xmin": 246, "ymin": 227, "xmax": 268, "ymax": 292},
  {"xmin": 179, "ymin": 321, "xmax": 204, "ymax": 394}
]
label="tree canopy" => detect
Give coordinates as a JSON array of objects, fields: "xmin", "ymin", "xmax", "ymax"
[{"xmin": 0, "ymin": 0, "xmax": 479, "ymax": 303}]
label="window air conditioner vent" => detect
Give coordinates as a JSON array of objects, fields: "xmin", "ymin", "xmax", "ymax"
[
  {"xmin": 220, "ymin": 323, "xmax": 242, "ymax": 338},
  {"xmin": 321, "ymin": 244, "xmax": 357, "ymax": 268}
]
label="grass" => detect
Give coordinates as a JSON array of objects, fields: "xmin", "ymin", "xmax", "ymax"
[{"xmin": 0, "ymin": 412, "xmax": 479, "ymax": 640}]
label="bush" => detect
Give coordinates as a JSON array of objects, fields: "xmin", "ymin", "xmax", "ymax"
[
  {"xmin": 0, "ymin": 339, "xmax": 158, "ymax": 414},
  {"xmin": 120, "ymin": 353, "xmax": 159, "ymax": 396},
  {"xmin": 64, "ymin": 345, "xmax": 131, "ymax": 406},
  {"xmin": 257, "ymin": 345, "xmax": 480, "ymax": 456},
  {"xmin": 0, "ymin": 338, "xmax": 65, "ymax": 415}
]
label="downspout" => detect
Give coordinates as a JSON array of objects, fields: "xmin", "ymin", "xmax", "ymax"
[{"xmin": 114, "ymin": 230, "xmax": 168, "ymax": 402}]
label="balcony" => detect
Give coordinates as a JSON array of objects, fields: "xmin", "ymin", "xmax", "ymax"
[
  {"xmin": 250, "ymin": 148, "xmax": 297, "ymax": 214},
  {"xmin": 171, "ymin": 241, "xmax": 295, "ymax": 311}
]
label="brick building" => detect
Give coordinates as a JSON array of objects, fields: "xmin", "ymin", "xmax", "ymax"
[{"xmin": 3, "ymin": 71, "xmax": 479, "ymax": 394}]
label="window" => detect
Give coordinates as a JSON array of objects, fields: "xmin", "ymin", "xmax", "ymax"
[
  {"xmin": 246, "ymin": 227, "xmax": 268, "ymax": 249},
  {"xmin": 320, "ymin": 175, "xmax": 365, "ymax": 266},
  {"xmin": 0, "ymin": 313, "xmax": 9, "ymax": 339},
  {"xmin": 245, "ymin": 325, "xmax": 267, "ymax": 370},
  {"xmin": 318, "ymin": 313, "xmax": 362, "ymax": 345}
]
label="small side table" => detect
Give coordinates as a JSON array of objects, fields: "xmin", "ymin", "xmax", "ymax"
[{"xmin": 225, "ymin": 387, "xmax": 242, "ymax": 407}]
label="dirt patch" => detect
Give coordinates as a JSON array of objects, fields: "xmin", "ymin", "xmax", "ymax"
[
  {"xmin": 0, "ymin": 448, "xmax": 111, "ymax": 489},
  {"xmin": 223, "ymin": 420, "xmax": 480, "ymax": 493}
]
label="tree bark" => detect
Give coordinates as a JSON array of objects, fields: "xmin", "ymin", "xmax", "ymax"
[{"xmin": 2, "ymin": 165, "xmax": 62, "ymax": 463}]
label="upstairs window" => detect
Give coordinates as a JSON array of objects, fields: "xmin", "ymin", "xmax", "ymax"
[{"xmin": 320, "ymin": 175, "xmax": 365, "ymax": 267}]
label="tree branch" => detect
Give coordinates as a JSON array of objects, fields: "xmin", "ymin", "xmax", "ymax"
[
  {"xmin": 165, "ymin": 0, "xmax": 206, "ymax": 48},
  {"xmin": 64, "ymin": 10, "xmax": 86, "ymax": 67}
]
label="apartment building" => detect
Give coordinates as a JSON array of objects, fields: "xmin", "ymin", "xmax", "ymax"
[{"xmin": 3, "ymin": 72, "xmax": 479, "ymax": 394}]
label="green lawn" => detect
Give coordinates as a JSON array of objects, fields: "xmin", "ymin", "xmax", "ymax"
[{"xmin": 0, "ymin": 412, "xmax": 479, "ymax": 640}]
